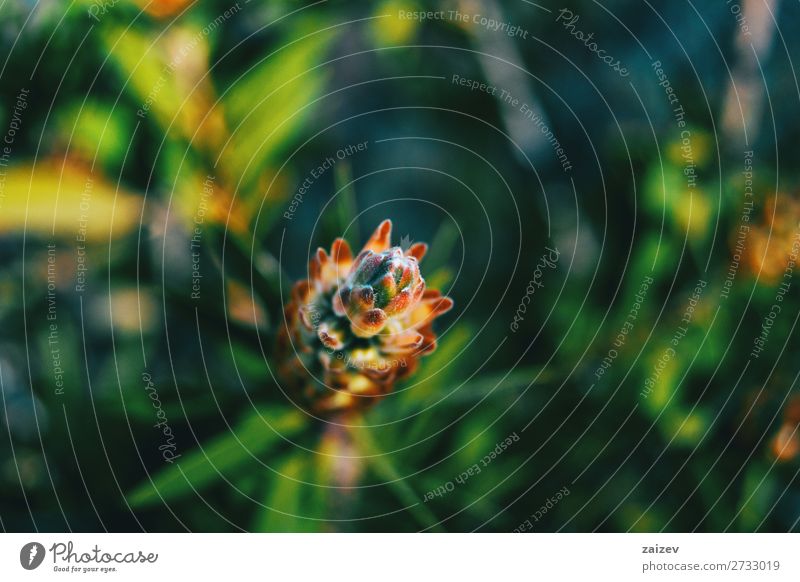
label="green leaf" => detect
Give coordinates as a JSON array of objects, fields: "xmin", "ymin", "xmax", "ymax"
[
  {"xmin": 321, "ymin": 160, "xmax": 359, "ymax": 243},
  {"xmin": 128, "ymin": 407, "xmax": 307, "ymax": 507},
  {"xmin": 384, "ymin": 326, "xmax": 472, "ymax": 452},
  {"xmin": 426, "ymin": 267, "xmax": 453, "ymax": 292},
  {"xmin": 736, "ymin": 461, "xmax": 777, "ymax": 531},
  {"xmin": 347, "ymin": 419, "xmax": 444, "ymax": 532},
  {"xmin": 395, "ymin": 324, "xmax": 472, "ymax": 410},
  {"xmin": 424, "ymin": 220, "xmax": 460, "ymax": 272},
  {"xmin": 254, "ymin": 452, "xmax": 322, "ymax": 532},
  {"xmin": 53, "ymin": 100, "xmax": 132, "ymax": 173},
  {"xmin": 418, "ymin": 366, "xmax": 548, "ymax": 410},
  {"xmin": 219, "ymin": 21, "xmax": 334, "ymax": 189}
]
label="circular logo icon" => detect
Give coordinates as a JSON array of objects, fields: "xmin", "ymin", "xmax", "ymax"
[{"xmin": 19, "ymin": 542, "xmax": 45, "ymax": 570}]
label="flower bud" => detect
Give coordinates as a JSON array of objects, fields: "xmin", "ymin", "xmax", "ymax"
[
  {"xmin": 276, "ymin": 219, "xmax": 452, "ymax": 414},
  {"xmin": 334, "ymin": 247, "xmax": 425, "ymax": 337}
]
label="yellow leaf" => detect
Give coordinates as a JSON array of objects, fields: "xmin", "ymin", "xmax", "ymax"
[{"xmin": 0, "ymin": 161, "xmax": 142, "ymax": 241}]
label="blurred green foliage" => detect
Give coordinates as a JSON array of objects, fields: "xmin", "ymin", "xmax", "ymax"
[{"xmin": 1, "ymin": 0, "xmax": 800, "ymax": 532}]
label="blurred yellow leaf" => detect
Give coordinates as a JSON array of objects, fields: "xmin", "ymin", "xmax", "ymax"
[
  {"xmin": 662, "ymin": 407, "xmax": 708, "ymax": 447},
  {"xmin": 674, "ymin": 188, "xmax": 713, "ymax": 240},
  {"xmin": 0, "ymin": 161, "xmax": 141, "ymax": 241},
  {"xmin": 101, "ymin": 24, "xmax": 226, "ymax": 153},
  {"xmin": 371, "ymin": 0, "xmax": 419, "ymax": 45}
]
